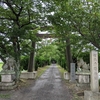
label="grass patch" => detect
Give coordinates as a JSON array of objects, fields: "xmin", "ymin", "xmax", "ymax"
[
  {"xmin": 0, "ymin": 62, "xmax": 3, "ymax": 71},
  {"xmin": 0, "ymin": 75, "xmax": 1, "ymax": 82},
  {"xmin": 17, "ymin": 66, "xmax": 50, "ymax": 88},
  {"xmin": 57, "ymin": 65, "xmax": 67, "ymax": 79},
  {"xmin": 36, "ymin": 65, "xmax": 50, "ymax": 79},
  {"xmin": 0, "ymin": 94, "xmax": 10, "ymax": 99}
]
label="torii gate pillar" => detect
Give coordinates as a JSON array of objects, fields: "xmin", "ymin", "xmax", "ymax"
[{"xmin": 28, "ymin": 41, "xmax": 35, "ymax": 72}]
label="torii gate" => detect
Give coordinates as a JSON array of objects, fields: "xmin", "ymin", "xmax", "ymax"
[
  {"xmin": 28, "ymin": 33, "xmax": 72, "ymax": 72},
  {"xmin": 28, "ymin": 33, "xmax": 54, "ymax": 72}
]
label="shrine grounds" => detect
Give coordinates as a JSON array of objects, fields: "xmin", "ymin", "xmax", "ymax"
[{"xmin": 0, "ymin": 64, "xmax": 100, "ymax": 100}]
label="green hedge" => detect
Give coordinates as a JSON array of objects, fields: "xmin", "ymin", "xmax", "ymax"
[
  {"xmin": 20, "ymin": 56, "xmax": 29, "ymax": 70},
  {"xmin": 35, "ymin": 57, "xmax": 51, "ymax": 71}
]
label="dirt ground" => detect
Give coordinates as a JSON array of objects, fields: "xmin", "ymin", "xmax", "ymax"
[{"xmin": 65, "ymin": 81, "xmax": 90, "ymax": 100}]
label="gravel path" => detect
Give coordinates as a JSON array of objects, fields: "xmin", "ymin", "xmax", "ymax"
[{"xmin": 0, "ymin": 65, "xmax": 73, "ymax": 100}]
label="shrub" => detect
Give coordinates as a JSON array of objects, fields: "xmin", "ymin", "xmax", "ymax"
[
  {"xmin": 78, "ymin": 52, "xmax": 90, "ymax": 64},
  {"xmin": 35, "ymin": 56, "xmax": 51, "ymax": 71},
  {"xmin": 20, "ymin": 56, "xmax": 29, "ymax": 70}
]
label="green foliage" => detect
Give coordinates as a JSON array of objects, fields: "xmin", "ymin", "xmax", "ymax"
[
  {"xmin": 35, "ymin": 40, "xmax": 61, "ymax": 70},
  {"xmin": 78, "ymin": 52, "xmax": 90, "ymax": 64},
  {"xmin": 68, "ymin": 0, "xmax": 100, "ymax": 49},
  {"xmin": 45, "ymin": 0, "xmax": 100, "ymax": 71},
  {"xmin": 58, "ymin": 57, "xmax": 67, "ymax": 70},
  {"xmin": 0, "ymin": 0, "xmax": 46, "ymax": 82},
  {"xmin": 0, "ymin": 75, "xmax": 1, "ymax": 82},
  {"xmin": 20, "ymin": 56, "xmax": 29, "ymax": 70},
  {"xmin": 1, "ymin": 0, "xmax": 100, "ymax": 78},
  {"xmin": 77, "ymin": 52, "xmax": 100, "ymax": 71},
  {"xmin": 35, "ymin": 57, "xmax": 50, "ymax": 71},
  {"xmin": 0, "ymin": 0, "xmax": 43, "ymax": 63},
  {"xmin": 57, "ymin": 65, "xmax": 66, "ymax": 79},
  {"xmin": 0, "ymin": 63, "xmax": 3, "ymax": 71}
]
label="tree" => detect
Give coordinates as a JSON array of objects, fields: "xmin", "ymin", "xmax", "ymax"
[
  {"xmin": 47, "ymin": 4, "xmax": 73, "ymax": 72},
  {"xmin": 35, "ymin": 39, "xmax": 60, "ymax": 68},
  {"xmin": 41, "ymin": 0, "xmax": 100, "ymax": 71},
  {"xmin": 65, "ymin": 0, "xmax": 100, "ymax": 49},
  {"xmin": 0, "ymin": 0, "xmax": 43, "ymax": 82}
]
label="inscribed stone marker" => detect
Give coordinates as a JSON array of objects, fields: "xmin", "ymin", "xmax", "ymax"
[
  {"xmin": 90, "ymin": 50, "xmax": 99, "ymax": 92},
  {"xmin": 1, "ymin": 74, "xmax": 12, "ymax": 82},
  {"xmin": 70, "ymin": 63, "xmax": 76, "ymax": 82}
]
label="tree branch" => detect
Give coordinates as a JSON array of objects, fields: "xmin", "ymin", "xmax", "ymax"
[
  {"xmin": 0, "ymin": 17, "xmax": 15, "ymax": 21},
  {"xmin": 5, "ymin": 0, "xmax": 17, "ymax": 16},
  {"xmin": 71, "ymin": 21, "xmax": 100, "ymax": 49}
]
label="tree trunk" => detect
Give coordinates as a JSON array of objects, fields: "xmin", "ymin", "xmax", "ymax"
[
  {"xmin": 65, "ymin": 39, "xmax": 73, "ymax": 72},
  {"xmin": 12, "ymin": 37, "xmax": 21, "ymax": 83},
  {"xmin": 28, "ymin": 41, "xmax": 35, "ymax": 72}
]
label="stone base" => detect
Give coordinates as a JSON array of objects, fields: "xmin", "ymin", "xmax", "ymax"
[
  {"xmin": 69, "ymin": 80, "xmax": 77, "ymax": 83},
  {"xmin": 64, "ymin": 72, "xmax": 70, "ymax": 80},
  {"xmin": 79, "ymin": 75, "xmax": 90, "ymax": 83},
  {"xmin": 84, "ymin": 91, "xmax": 100, "ymax": 100},
  {"xmin": 0, "ymin": 81, "xmax": 17, "ymax": 90},
  {"xmin": 20, "ymin": 71, "xmax": 37, "ymax": 79},
  {"xmin": 0, "ymin": 71, "xmax": 15, "ymax": 83},
  {"xmin": 77, "ymin": 83, "xmax": 90, "ymax": 87},
  {"xmin": 0, "ymin": 81, "xmax": 15, "ymax": 86},
  {"xmin": 76, "ymin": 72, "xmax": 90, "ymax": 85},
  {"xmin": 75, "ymin": 74, "xmax": 79, "ymax": 80}
]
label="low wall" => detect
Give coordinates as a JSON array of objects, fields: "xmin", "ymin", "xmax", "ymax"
[{"xmin": 20, "ymin": 71, "xmax": 37, "ymax": 79}]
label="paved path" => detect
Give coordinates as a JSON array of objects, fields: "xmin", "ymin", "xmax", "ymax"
[{"xmin": 0, "ymin": 65, "xmax": 72, "ymax": 100}]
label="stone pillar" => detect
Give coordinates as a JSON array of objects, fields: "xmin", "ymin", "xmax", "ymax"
[
  {"xmin": 70, "ymin": 63, "xmax": 76, "ymax": 82},
  {"xmin": 90, "ymin": 50, "xmax": 99, "ymax": 92},
  {"xmin": 84, "ymin": 50, "xmax": 100, "ymax": 100},
  {"xmin": 28, "ymin": 41, "xmax": 36, "ymax": 72}
]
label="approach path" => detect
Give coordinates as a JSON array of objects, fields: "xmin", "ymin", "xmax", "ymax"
[{"xmin": 0, "ymin": 64, "xmax": 73, "ymax": 100}]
